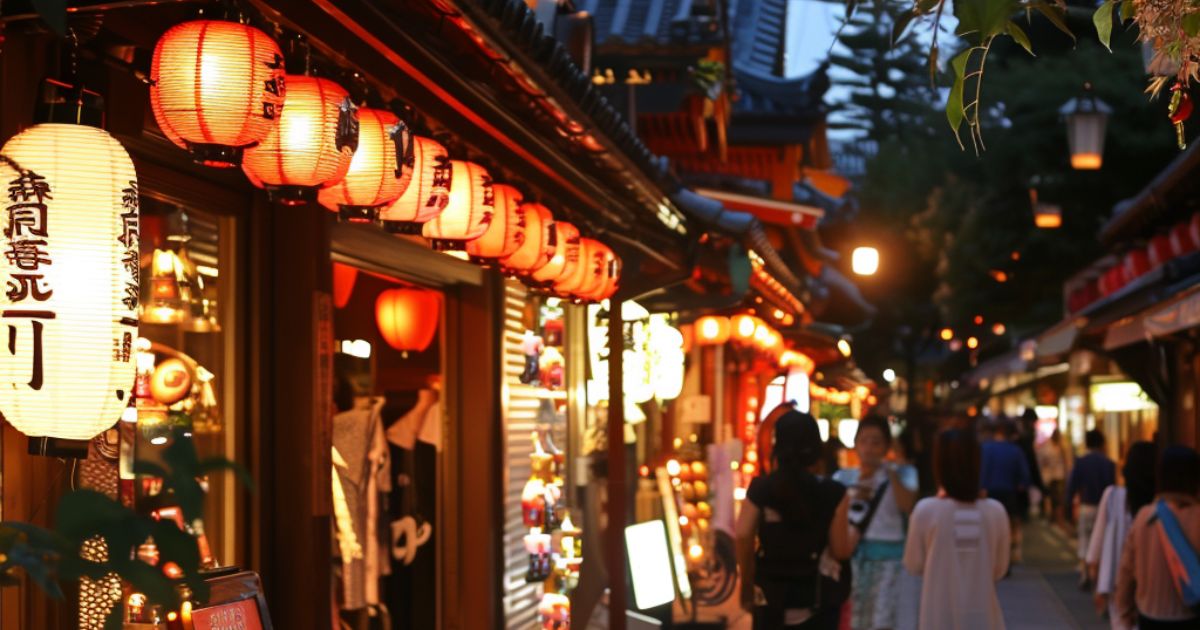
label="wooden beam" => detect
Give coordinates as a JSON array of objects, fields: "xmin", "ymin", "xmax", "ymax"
[{"xmin": 607, "ymin": 301, "xmax": 627, "ymax": 630}]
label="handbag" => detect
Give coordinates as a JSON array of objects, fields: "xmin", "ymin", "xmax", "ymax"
[{"xmin": 1152, "ymin": 499, "xmax": 1200, "ymax": 611}]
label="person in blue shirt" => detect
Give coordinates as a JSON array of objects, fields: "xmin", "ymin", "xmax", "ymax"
[
  {"xmin": 1066, "ymin": 429, "xmax": 1116, "ymax": 589},
  {"xmin": 980, "ymin": 421, "xmax": 1032, "ymax": 563}
]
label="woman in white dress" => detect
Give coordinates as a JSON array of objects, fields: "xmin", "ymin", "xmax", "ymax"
[
  {"xmin": 903, "ymin": 428, "xmax": 1011, "ymax": 630},
  {"xmin": 1086, "ymin": 441, "xmax": 1156, "ymax": 630}
]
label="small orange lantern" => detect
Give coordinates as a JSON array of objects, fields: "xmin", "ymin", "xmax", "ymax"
[
  {"xmin": 466, "ymin": 183, "xmax": 525, "ymax": 262},
  {"xmin": 695, "ymin": 316, "xmax": 731, "ymax": 345},
  {"xmin": 381, "ymin": 136, "xmax": 451, "ymax": 232},
  {"xmin": 376, "ymin": 288, "xmax": 441, "ymax": 354},
  {"xmin": 333, "ymin": 263, "xmax": 358, "ymax": 309},
  {"xmin": 554, "ymin": 237, "xmax": 595, "ymax": 296},
  {"xmin": 423, "ymin": 160, "xmax": 493, "ymax": 246},
  {"xmin": 150, "ymin": 20, "xmax": 285, "ymax": 167},
  {"xmin": 596, "ymin": 254, "xmax": 622, "ymax": 301},
  {"xmin": 501, "ymin": 203, "xmax": 556, "ymax": 274},
  {"xmin": 579, "ymin": 241, "xmax": 616, "ymax": 301},
  {"xmin": 318, "ymin": 108, "xmax": 411, "ymax": 222},
  {"xmin": 243, "ymin": 76, "xmax": 356, "ymax": 204},
  {"xmin": 531, "ymin": 221, "xmax": 580, "ymax": 284},
  {"xmin": 731, "ymin": 315, "xmax": 761, "ymax": 343}
]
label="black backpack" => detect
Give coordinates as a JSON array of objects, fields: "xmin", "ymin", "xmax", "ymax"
[{"xmin": 754, "ymin": 474, "xmax": 848, "ymax": 610}]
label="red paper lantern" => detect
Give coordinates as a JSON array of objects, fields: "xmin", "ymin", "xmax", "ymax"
[
  {"xmin": 318, "ymin": 108, "xmax": 411, "ymax": 222},
  {"xmin": 578, "ymin": 241, "xmax": 616, "ymax": 300},
  {"xmin": 1123, "ymin": 249, "xmax": 1150, "ymax": 283},
  {"xmin": 243, "ymin": 76, "xmax": 356, "ymax": 204},
  {"xmin": 333, "ymin": 263, "xmax": 358, "ymax": 308},
  {"xmin": 150, "ymin": 20, "xmax": 285, "ymax": 167},
  {"xmin": 376, "ymin": 288, "xmax": 440, "ymax": 353},
  {"xmin": 466, "ymin": 183, "xmax": 525, "ymax": 261},
  {"xmin": 501, "ymin": 203, "xmax": 556, "ymax": 274},
  {"xmin": 554, "ymin": 237, "xmax": 597, "ymax": 296},
  {"xmin": 1148, "ymin": 233, "xmax": 1173, "ymax": 268},
  {"xmin": 422, "ymin": 160, "xmax": 493, "ymax": 245},
  {"xmin": 1170, "ymin": 217, "xmax": 1200, "ymax": 257},
  {"xmin": 531, "ymin": 221, "xmax": 579, "ymax": 284},
  {"xmin": 381, "ymin": 136, "xmax": 451, "ymax": 231}
]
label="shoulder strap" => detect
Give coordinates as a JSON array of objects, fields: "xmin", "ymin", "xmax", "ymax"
[
  {"xmin": 855, "ymin": 477, "xmax": 890, "ymax": 534},
  {"xmin": 1154, "ymin": 499, "xmax": 1200, "ymax": 605}
]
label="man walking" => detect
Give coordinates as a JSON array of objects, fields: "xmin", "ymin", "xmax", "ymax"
[
  {"xmin": 980, "ymin": 421, "xmax": 1032, "ymax": 563},
  {"xmin": 1065, "ymin": 429, "xmax": 1115, "ymax": 590}
]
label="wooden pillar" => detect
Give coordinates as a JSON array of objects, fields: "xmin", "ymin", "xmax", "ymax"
[
  {"xmin": 251, "ymin": 201, "xmax": 332, "ymax": 629},
  {"xmin": 607, "ymin": 300, "xmax": 627, "ymax": 629}
]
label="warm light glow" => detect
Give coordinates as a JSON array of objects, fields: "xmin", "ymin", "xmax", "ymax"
[
  {"xmin": 554, "ymin": 237, "xmax": 600, "ymax": 296},
  {"xmin": 530, "ymin": 221, "xmax": 580, "ymax": 283},
  {"xmin": 375, "ymin": 288, "xmax": 441, "ymax": 353},
  {"xmin": 990, "ymin": 270, "xmax": 1008, "ymax": 283},
  {"xmin": 0, "ymin": 124, "xmax": 139, "ymax": 440},
  {"xmin": 883, "ymin": 368, "xmax": 896, "ymax": 383},
  {"xmin": 974, "ymin": 315, "xmax": 984, "ymax": 325},
  {"xmin": 318, "ymin": 108, "xmax": 409, "ymax": 219},
  {"xmin": 688, "ymin": 543, "xmax": 704, "ymax": 560},
  {"xmin": 851, "ymin": 246, "xmax": 880, "ymax": 276},
  {"xmin": 500, "ymin": 203, "xmax": 556, "ymax": 274},
  {"xmin": 940, "ymin": 327, "xmax": 954, "ymax": 341},
  {"xmin": 695, "ymin": 316, "xmax": 731, "ymax": 345},
  {"xmin": 732, "ymin": 314, "xmax": 760, "ymax": 341},
  {"xmin": 1035, "ymin": 207, "xmax": 1063, "ymax": 229},
  {"xmin": 992, "ymin": 323, "xmax": 1007, "ymax": 336},
  {"xmin": 838, "ymin": 419, "xmax": 859, "ymax": 449},
  {"xmin": 242, "ymin": 76, "xmax": 355, "ymax": 203},
  {"xmin": 465, "ymin": 183, "xmax": 524, "ymax": 260},
  {"xmin": 424, "ymin": 160, "xmax": 495, "ymax": 242},
  {"xmin": 679, "ymin": 515, "xmax": 689, "ymax": 526},
  {"xmin": 837, "ymin": 338, "xmax": 852, "ymax": 357},
  {"xmin": 967, "ymin": 336, "xmax": 980, "ymax": 349},
  {"xmin": 666, "ymin": 459, "xmax": 682, "ymax": 477},
  {"xmin": 1070, "ymin": 152, "xmax": 1103, "ymax": 170},
  {"xmin": 382, "ymin": 136, "xmax": 451, "ymax": 225},
  {"xmin": 149, "ymin": 21, "xmax": 285, "ymax": 167}
]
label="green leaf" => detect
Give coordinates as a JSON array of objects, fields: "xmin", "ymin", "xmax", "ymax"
[
  {"xmin": 1184, "ymin": 13, "xmax": 1200, "ymax": 37},
  {"xmin": 1006, "ymin": 21, "xmax": 1034, "ymax": 55},
  {"xmin": 946, "ymin": 49, "xmax": 972, "ymax": 146},
  {"xmin": 1093, "ymin": 0, "xmax": 1115, "ymax": 51},
  {"xmin": 52, "ymin": 491, "xmax": 127, "ymax": 542},
  {"xmin": 956, "ymin": 0, "xmax": 1021, "ymax": 40},
  {"xmin": 1031, "ymin": 2, "xmax": 1076, "ymax": 42},
  {"xmin": 1119, "ymin": 0, "xmax": 1134, "ymax": 22}
]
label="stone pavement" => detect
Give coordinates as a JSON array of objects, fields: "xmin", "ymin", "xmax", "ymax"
[{"xmin": 716, "ymin": 517, "xmax": 1108, "ymax": 629}]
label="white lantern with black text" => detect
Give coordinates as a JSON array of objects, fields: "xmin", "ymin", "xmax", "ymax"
[{"xmin": 0, "ymin": 124, "xmax": 138, "ymax": 440}]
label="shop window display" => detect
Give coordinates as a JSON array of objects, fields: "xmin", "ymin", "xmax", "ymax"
[{"xmin": 331, "ymin": 265, "xmax": 442, "ymax": 629}]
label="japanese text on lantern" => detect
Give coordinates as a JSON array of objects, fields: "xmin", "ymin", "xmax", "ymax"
[
  {"xmin": 115, "ymin": 181, "xmax": 139, "ymax": 364},
  {"xmin": 262, "ymin": 53, "xmax": 284, "ymax": 120},
  {"xmin": 4, "ymin": 169, "xmax": 53, "ymax": 390},
  {"xmin": 428, "ymin": 155, "xmax": 451, "ymax": 210}
]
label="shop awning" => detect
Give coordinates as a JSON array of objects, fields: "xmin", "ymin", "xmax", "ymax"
[
  {"xmin": 1036, "ymin": 316, "xmax": 1087, "ymax": 360},
  {"xmin": 1101, "ymin": 281, "xmax": 1200, "ymax": 349},
  {"xmin": 694, "ymin": 188, "xmax": 824, "ymax": 230}
]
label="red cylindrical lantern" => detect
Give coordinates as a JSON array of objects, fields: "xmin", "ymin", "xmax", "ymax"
[
  {"xmin": 1123, "ymin": 249, "xmax": 1150, "ymax": 283},
  {"xmin": 422, "ymin": 160, "xmax": 493, "ymax": 245},
  {"xmin": 596, "ymin": 254, "xmax": 622, "ymax": 301},
  {"xmin": 531, "ymin": 221, "xmax": 579, "ymax": 284},
  {"xmin": 380, "ymin": 136, "xmax": 451, "ymax": 232},
  {"xmin": 577, "ymin": 240, "xmax": 614, "ymax": 300},
  {"xmin": 318, "ymin": 108, "xmax": 411, "ymax": 222},
  {"xmin": 466, "ymin": 183, "xmax": 525, "ymax": 262},
  {"xmin": 150, "ymin": 20, "xmax": 285, "ymax": 167},
  {"xmin": 243, "ymin": 76, "xmax": 356, "ymax": 204},
  {"xmin": 376, "ymin": 288, "xmax": 441, "ymax": 353},
  {"xmin": 333, "ymin": 263, "xmax": 358, "ymax": 309},
  {"xmin": 501, "ymin": 203, "xmax": 556, "ymax": 274},
  {"xmin": 1148, "ymin": 233, "xmax": 1173, "ymax": 268},
  {"xmin": 1170, "ymin": 218, "xmax": 1200, "ymax": 258},
  {"xmin": 695, "ymin": 316, "xmax": 732, "ymax": 345}
]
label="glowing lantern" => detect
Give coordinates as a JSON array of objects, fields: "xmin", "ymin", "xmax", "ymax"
[
  {"xmin": 1060, "ymin": 82, "xmax": 1111, "ymax": 170},
  {"xmin": 423, "ymin": 160, "xmax": 493, "ymax": 245},
  {"xmin": 531, "ymin": 221, "xmax": 579, "ymax": 284},
  {"xmin": 555, "ymin": 237, "xmax": 598, "ymax": 296},
  {"xmin": 318, "ymin": 108, "xmax": 411, "ymax": 222},
  {"xmin": 501, "ymin": 203, "xmax": 556, "ymax": 274},
  {"xmin": 332, "ymin": 263, "xmax": 357, "ymax": 309},
  {"xmin": 149, "ymin": 20, "xmax": 285, "ymax": 167},
  {"xmin": 582, "ymin": 242, "xmax": 619, "ymax": 302},
  {"xmin": 577, "ymin": 240, "xmax": 612, "ymax": 299},
  {"xmin": 375, "ymin": 288, "xmax": 440, "ymax": 354},
  {"xmin": 466, "ymin": 183, "xmax": 524, "ymax": 262},
  {"xmin": 0, "ymin": 123, "xmax": 139, "ymax": 439},
  {"xmin": 694, "ymin": 316, "xmax": 731, "ymax": 345},
  {"xmin": 243, "ymin": 76, "xmax": 356, "ymax": 204},
  {"xmin": 731, "ymin": 315, "xmax": 760, "ymax": 343},
  {"xmin": 851, "ymin": 246, "xmax": 879, "ymax": 276},
  {"xmin": 381, "ymin": 136, "xmax": 451, "ymax": 231}
]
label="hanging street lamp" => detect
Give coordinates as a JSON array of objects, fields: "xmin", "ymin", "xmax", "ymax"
[{"xmin": 1060, "ymin": 82, "xmax": 1112, "ymax": 170}]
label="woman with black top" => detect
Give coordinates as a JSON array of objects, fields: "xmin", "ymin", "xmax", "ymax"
[{"xmin": 737, "ymin": 410, "xmax": 854, "ymax": 629}]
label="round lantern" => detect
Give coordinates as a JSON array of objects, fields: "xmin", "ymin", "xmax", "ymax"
[
  {"xmin": 1123, "ymin": 249, "xmax": 1150, "ymax": 283},
  {"xmin": 422, "ymin": 160, "xmax": 493, "ymax": 247},
  {"xmin": 1148, "ymin": 233, "xmax": 1173, "ymax": 268},
  {"xmin": 243, "ymin": 76, "xmax": 356, "ymax": 204},
  {"xmin": 501, "ymin": 203, "xmax": 556, "ymax": 275},
  {"xmin": 554, "ymin": 237, "xmax": 597, "ymax": 296},
  {"xmin": 581, "ymin": 242, "xmax": 619, "ymax": 302},
  {"xmin": 380, "ymin": 136, "xmax": 452, "ymax": 233},
  {"xmin": 694, "ymin": 316, "xmax": 731, "ymax": 345},
  {"xmin": 332, "ymin": 262, "xmax": 358, "ymax": 309},
  {"xmin": 466, "ymin": 183, "xmax": 525, "ymax": 263},
  {"xmin": 731, "ymin": 314, "xmax": 761, "ymax": 343},
  {"xmin": 0, "ymin": 123, "xmax": 139, "ymax": 439},
  {"xmin": 531, "ymin": 221, "xmax": 579, "ymax": 284},
  {"xmin": 594, "ymin": 253, "xmax": 622, "ymax": 301},
  {"xmin": 376, "ymin": 288, "xmax": 440, "ymax": 354},
  {"xmin": 318, "ymin": 108, "xmax": 411, "ymax": 223},
  {"xmin": 149, "ymin": 20, "xmax": 286, "ymax": 167}
]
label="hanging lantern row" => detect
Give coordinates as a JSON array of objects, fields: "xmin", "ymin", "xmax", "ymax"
[
  {"xmin": 691, "ymin": 314, "xmax": 804, "ymax": 368},
  {"xmin": 149, "ymin": 19, "xmax": 620, "ymax": 303}
]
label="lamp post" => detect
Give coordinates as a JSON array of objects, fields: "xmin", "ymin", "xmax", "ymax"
[{"xmin": 1060, "ymin": 82, "xmax": 1112, "ymax": 170}]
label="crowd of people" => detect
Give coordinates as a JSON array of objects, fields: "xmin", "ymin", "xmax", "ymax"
[{"xmin": 736, "ymin": 408, "xmax": 1200, "ymax": 630}]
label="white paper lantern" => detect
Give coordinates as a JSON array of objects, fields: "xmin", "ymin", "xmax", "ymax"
[{"xmin": 0, "ymin": 123, "xmax": 139, "ymax": 439}]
